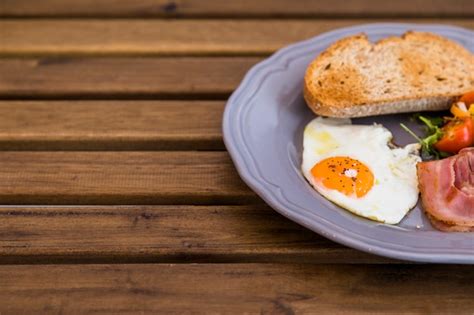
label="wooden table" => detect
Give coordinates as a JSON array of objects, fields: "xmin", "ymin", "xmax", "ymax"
[{"xmin": 0, "ymin": 1, "xmax": 473, "ymax": 313}]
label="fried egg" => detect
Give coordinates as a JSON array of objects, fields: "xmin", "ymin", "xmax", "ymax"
[{"xmin": 302, "ymin": 117, "xmax": 420, "ymax": 224}]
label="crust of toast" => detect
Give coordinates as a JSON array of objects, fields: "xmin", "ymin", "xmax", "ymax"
[{"xmin": 304, "ymin": 31, "xmax": 474, "ymax": 118}]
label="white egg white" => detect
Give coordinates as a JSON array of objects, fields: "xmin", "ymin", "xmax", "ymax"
[{"xmin": 302, "ymin": 117, "xmax": 421, "ymax": 224}]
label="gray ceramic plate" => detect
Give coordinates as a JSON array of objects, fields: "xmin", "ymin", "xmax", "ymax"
[{"xmin": 223, "ymin": 23, "xmax": 474, "ymax": 263}]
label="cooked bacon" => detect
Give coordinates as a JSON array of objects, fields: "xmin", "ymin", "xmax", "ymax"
[
  {"xmin": 453, "ymin": 148, "xmax": 474, "ymax": 195},
  {"xmin": 427, "ymin": 213, "xmax": 474, "ymax": 232},
  {"xmin": 417, "ymin": 147, "xmax": 474, "ymax": 231}
]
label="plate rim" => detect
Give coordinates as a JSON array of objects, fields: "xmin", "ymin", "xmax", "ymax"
[{"xmin": 223, "ymin": 22, "xmax": 474, "ymax": 263}]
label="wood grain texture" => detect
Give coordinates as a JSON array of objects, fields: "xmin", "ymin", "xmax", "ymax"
[
  {"xmin": 0, "ymin": 205, "xmax": 389, "ymax": 264},
  {"xmin": 1, "ymin": 0, "xmax": 473, "ymax": 17},
  {"xmin": 0, "ymin": 101, "xmax": 224, "ymax": 150},
  {"xmin": 0, "ymin": 20, "xmax": 352, "ymax": 56},
  {"xmin": 1, "ymin": 20, "xmax": 473, "ymax": 56},
  {"xmin": 2, "ymin": 263, "xmax": 474, "ymax": 314},
  {"xmin": 0, "ymin": 152, "xmax": 257, "ymax": 204},
  {"xmin": 0, "ymin": 57, "xmax": 261, "ymax": 98}
]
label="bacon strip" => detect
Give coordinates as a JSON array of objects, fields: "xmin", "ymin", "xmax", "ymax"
[
  {"xmin": 427, "ymin": 213, "xmax": 474, "ymax": 232},
  {"xmin": 417, "ymin": 148, "xmax": 474, "ymax": 231}
]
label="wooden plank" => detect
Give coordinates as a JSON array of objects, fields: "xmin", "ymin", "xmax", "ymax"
[
  {"xmin": 0, "ymin": 20, "xmax": 473, "ymax": 56},
  {"xmin": 0, "ymin": 57, "xmax": 260, "ymax": 99},
  {"xmin": 0, "ymin": 205, "xmax": 389, "ymax": 264},
  {"xmin": 0, "ymin": 152, "xmax": 258, "ymax": 204},
  {"xmin": 0, "ymin": 101, "xmax": 224, "ymax": 150},
  {"xmin": 0, "ymin": 19, "xmax": 350, "ymax": 56},
  {"xmin": 2, "ymin": 263, "xmax": 474, "ymax": 314},
  {"xmin": 1, "ymin": 0, "xmax": 473, "ymax": 17}
]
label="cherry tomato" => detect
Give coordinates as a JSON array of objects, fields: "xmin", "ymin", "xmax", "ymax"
[
  {"xmin": 434, "ymin": 118, "xmax": 474, "ymax": 154},
  {"xmin": 459, "ymin": 91, "xmax": 474, "ymax": 106}
]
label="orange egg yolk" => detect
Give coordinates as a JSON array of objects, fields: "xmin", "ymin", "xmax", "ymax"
[{"xmin": 311, "ymin": 156, "xmax": 374, "ymax": 198}]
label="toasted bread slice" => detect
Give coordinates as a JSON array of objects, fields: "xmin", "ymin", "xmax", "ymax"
[{"xmin": 304, "ymin": 31, "xmax": 474, "ymax": 118}]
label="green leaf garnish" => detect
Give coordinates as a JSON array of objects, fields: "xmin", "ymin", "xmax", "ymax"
[{"xmin": 400, "ymin": 115, "xmax": 450, "ymax": 160}]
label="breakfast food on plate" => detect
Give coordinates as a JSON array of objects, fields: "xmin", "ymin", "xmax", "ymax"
[
  {"xmin": 417, "ymin": 148, "xmax": 474, "ymax": 232},
  {"xmin": 410, "ymin": 92, "xmax": 474, "ymax": 231},
  {"xmin": 401, "ymin": 91, "xmax": 474, "ymax": 160},
  {"xmin": 301, "ymin": 117, "xmax": 420, "ymax": 224},
  {"xmin": 301, "ymin": 29, "xmax": 473, "ymax": 230},
  {"xmin": 304, "ymin": 31, "xmax": 474, "ymax": 118}
]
